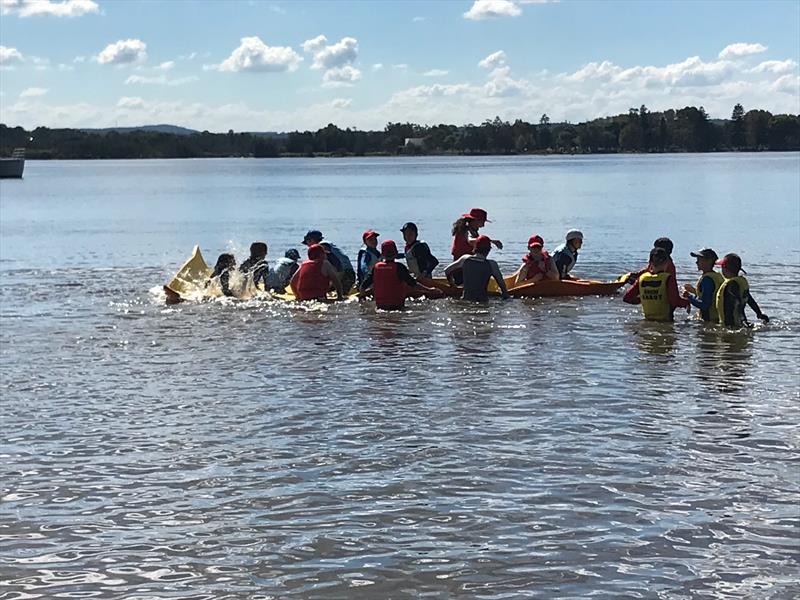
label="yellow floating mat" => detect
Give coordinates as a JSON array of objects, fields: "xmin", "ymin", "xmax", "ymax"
[{"xmin": 421, "ymin": 273, "xmax": 629, "ymax": 298}]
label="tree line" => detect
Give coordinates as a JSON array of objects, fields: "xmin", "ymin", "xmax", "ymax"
[{"xmin": 1, "ymin": 104, "xmax": 797, "ymax": 159}]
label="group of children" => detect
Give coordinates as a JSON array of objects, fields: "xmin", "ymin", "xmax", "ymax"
[
  {"xmin": 198, "ymin": 207, "xmax": 768, "ymax": 328},
  {"xmin": 622, "ymin": 237, "xmax": 769, "ymax": 327}
]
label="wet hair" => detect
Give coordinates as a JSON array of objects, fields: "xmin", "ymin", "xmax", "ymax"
[
  {"xmin": 285, "ymin": 248, "xmax": 300, "ymax": 261},
  {"xmin": 213, "ymin": 253, "xmax": 236, "ymax": 276},
  {"xmin": 653, "ymin": 237, "xmax": 674, "ymax": 256},
  {"xmin": 649, "ymin": 247, "xmax": 669, "ymax": 266},
  {"xmin": 249, "ymin": 242, "xmax": 267, "ymax": 258},
  {"xmin": 451, "ymin": 216, "xmax": 472, "ymax": 237}
]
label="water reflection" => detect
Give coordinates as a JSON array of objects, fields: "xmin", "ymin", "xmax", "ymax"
[
  {"xmin": 694, "ymin": 326, "xmax": 754, "ymax": 396},
  {"xmin": 627, "ymin": 320, "xmax": 678, "ymax": 358}
]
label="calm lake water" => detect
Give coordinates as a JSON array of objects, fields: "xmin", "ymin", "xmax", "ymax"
[{"xmin": 1, "ymin": 154, "xmax": 799, "ymax": 599}]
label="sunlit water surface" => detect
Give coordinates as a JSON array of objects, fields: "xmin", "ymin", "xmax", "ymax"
[{"xmin": 1, "ymin": 155, "xmax": 798, "ymax": 598}]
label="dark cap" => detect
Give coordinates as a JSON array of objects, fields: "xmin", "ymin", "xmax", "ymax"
[
  {"xmin": 400, "ymin": 222, "xmax": 418, "ymax": 232},
  {"xmin": 302, "ymin": 230, "xmax": 323, "ymax": 245},
  {"xmin": 285, "ymin": 248, "xmax": 300, "ymax": 261},
  {"xmin": 649, "ymin": 247, "xmax": 669, "ymax": 266},
  {"xmin": 690, "ymin": 248, "xmax": 718, "ymax": 261}
]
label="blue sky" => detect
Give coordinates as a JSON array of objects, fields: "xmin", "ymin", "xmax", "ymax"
[{"xmin": 1, "ymin": 0, "xmax": 798, "ymax": 131}]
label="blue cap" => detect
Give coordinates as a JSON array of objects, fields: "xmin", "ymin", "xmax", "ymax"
[{"xmin": 302, "ymin": 230, "xmax": 323, "ymax": 245}]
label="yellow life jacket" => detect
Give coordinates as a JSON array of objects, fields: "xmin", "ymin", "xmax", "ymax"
[
  {"xmin": 695, "ymin": 271, "xmax": 725, "ymax": 322},
  {"xmin": 716, "ymin": 275, "xmax": 750, "ymax": 327},
  {"xmin": 638, "ymin": 271, "xmax": 672, "ymax": 321}
]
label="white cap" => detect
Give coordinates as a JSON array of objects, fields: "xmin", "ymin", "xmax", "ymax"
[{"xmin": 565, "ymin": 229, "xmax": 584, "ymax": 242}]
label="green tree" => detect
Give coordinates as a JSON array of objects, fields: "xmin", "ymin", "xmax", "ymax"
[{"xmin": 730, "ymin": 103, "xmax": 745, "ymax": 149}]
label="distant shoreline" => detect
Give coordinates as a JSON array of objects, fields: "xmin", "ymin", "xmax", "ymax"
[
  {"xmin": 3, "ymin": 105, "xmax": 798, "ymax": 159},
  {"xmin": 14, "ymin": 149, "xmax": 800, "ymax": 161}
]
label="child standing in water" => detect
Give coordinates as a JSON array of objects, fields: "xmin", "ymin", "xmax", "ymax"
[
  {"xmin": 682, "ymin": 248, "xmax": 724, "ymax": 322},
  {"xmin": 715, "ymin": 253, "xmax": 769, "ymax": 327}
]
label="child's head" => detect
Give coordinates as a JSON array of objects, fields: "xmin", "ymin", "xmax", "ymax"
[
  {"xmin": 362, "ymin": 230, "xmax": 379, "ymax": 249},
  {"xmin": 690, "ymin": 248, "xmax": 718, "ymax": 272},
  {"xmin": 285, "ymin": 248, "xmax": 300, "ymax": 262},
  {"xmin": 654, "ymin": 237, "xmax": 674, "ymax": 256},
  {"xmin": 527, "ymin": 234, "xmax": 544, "ymax": 256},
  {"xmin": 302, "ymin": 230, "xmax": 323, "ymax": 246},
  {"xmin": 249, "ymin": 241, "xmax": 267, "ymax": 259},
  {"xmin": 475, "ymin": 235, "xmax": 492, "ymax": 255},
  {"xmin": 649, "ymin": 247, "xmax": 669, "ymax": 272},
  {"xmin": 565, "ymin": 229, "xmax": 583, "ymax": 250},
  {"xmin": 716, "ymin": 253, "xmax": 743, "ymax": 278},
  {"xmin": 381, "ymin": 240, "xmax": 399, "ymax": 260},
  {"xmin": 465, "ymin": 208, "xmax": 488, "ymax": 228},
  {"xmin": 215, "ymin": 253, "xmax": 236, "ymax": 271},
  {"xmin": 307, "ymin": 244, "xmax": 326, "ymax": 261},
  {"xmin": 401, "ymin": 222, "xmax": 418, "ymax": 244}
]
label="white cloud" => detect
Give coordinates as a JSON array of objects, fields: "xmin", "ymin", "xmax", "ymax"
[
  {"xmin": 97, "ymin": 39, "xmax": 147, "ymax": 65},
  {"xmin": 771, "ymin": 74, "xmax": 799, "ymax": 95},
  {"xmin": 322, "ymin": 65, "xmax": 362, "ymax": 87},
  {"xmin": 331, "ymin": 98, "xmax": 352, "ymax": 109},
  {"xmin": 464, "ymin": 0, "xmax": 521, "ymax": 20},
  {"xmin": 750, "ymin": 59, "xmax": 797, "ymax": 75},
  {"xmin": 412, "ymin": 16, "xmax": 425, "ymax": 22},
  {"xmin": 564, "ymin": 56, "xmax": 733, "ymax": 88},
  {"xmin": 393, "ymin": 63, "xmax": 409, "ymax": 71},
  {"xmin": 1, "ymin": 0, "xmax": 99, "ymax": 17},
  {"xmin": 125, "ymin": 74, "xmax": 199, "ymax": 86},
  {"xmin": 372, "ymin": 63, "xmax": 384, "ymax": 71},
  {"xmin": 116, "ymin": 96, "xmax": 145, "ymax": 109},
  {"xmin": 302, "ymin": 35, "xmax": 358, "ymax": 70},
  {"xmin": 423, "ymin": 69, "xmax": 449, "ymax": 77},
  {"xmin": 19, "ymin": 86, "xmax": 48, "ymax": 98},
  {"xmin": 718, "ymin": 42, "xmax": 767, "ymax": 60},
  {"xmin": 484, "ymin": 66, "xmax": 527, "ymax": 96},
  {"xmin": 156, "ymin": 61, "xmax": 175, "ymax": 71},
  {"xmin": 73, "ymin": 55, "xmax": 86, "ymax": 63},
  {"xmin": 217, "ymin": 36, "xmax": 302, "ymax": 73},
  {"xmin": 178, "ymin": 51, "xmax": 198, "ymax": 61},
  {"xmin": 0, "ymin": 45, "xmax": 24, "ymax": 66},
  {"xmin": 479, "ymin": 50, "xmax": 507, "ymax": 69}
]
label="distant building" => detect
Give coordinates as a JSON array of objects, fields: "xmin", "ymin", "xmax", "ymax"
[{"xmin": 404, "ymin": 137, "xmax": 426, "ymax": 148}]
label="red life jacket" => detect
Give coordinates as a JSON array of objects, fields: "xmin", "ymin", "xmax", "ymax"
[
  {"xmin": 452, "ymin": 232, "xmax": 473, "ymax": 259},
  {"xmin": 294, "ymin": 259, "xmax": 330, "ymax": 300},
  {"xmin": 522, "ymin": 251, "xmax": 553, "ymax": 280},
  {"xmin": 373, "ymin": 261, "xmax": 408, "ymax": 309}
]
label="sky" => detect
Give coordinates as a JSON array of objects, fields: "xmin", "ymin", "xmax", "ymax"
[{"xmin": 1, "ymin": 0, "xmax": 799, "ymax": 132}]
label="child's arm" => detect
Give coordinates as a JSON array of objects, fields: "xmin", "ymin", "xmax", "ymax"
[
  {"xmin": 746, "ymin": 292, "xmax": 770, "ymax": 322},
  {"xmin": 687, "ymin": 276, "xmax": 714, "ymax": 311},
  {"xmin": 623, "ymin": 280, "xmax": 641, "ymax": 305},
  {"xmin": 490, "ymin": 260, "xmax": 510, "ymax": 299}
]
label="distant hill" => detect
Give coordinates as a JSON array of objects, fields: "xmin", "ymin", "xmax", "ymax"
[
  {"xmin": 81, "ymin": 124, "xmax": 199, "ymax": 136},
  {"xmin": 80, "ymin": 125, "xmax": 289, "ymax": 138}
]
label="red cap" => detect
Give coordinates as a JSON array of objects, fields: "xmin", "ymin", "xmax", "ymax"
[
  {"xmin": 463, "ymin": 207, "xmax": 489, "ymax": 222},
  {"xmin": 381, "ymin": 239, "xmax": 398, "ymax": 257},
  {"xmin": 475, "ymin": 235, "xmax": 492, "ymax": 253},
  {"xmin": 307, "ymin": 244, "xmax": 325, "ymax": 260},
  {"xmin": 715, "ymin": 253, "xmax": 743, "ymax": 273},
  {"xmin": 527, "ymin": 234, "xmax": 544, "ymax": 248},
  {"xmin": 362, "ymin": 229, "xmax": 379, "ymax": 242}
]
